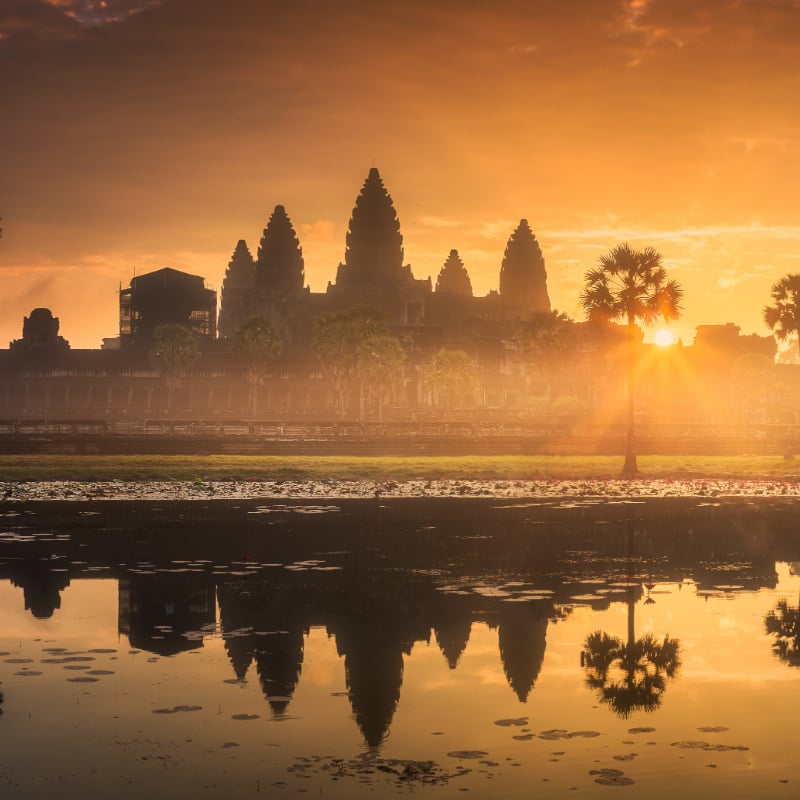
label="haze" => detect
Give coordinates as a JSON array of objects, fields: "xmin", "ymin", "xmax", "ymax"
[{"xmin": 1, "ymin": 0, "xmax": 798, "ymax": 349}]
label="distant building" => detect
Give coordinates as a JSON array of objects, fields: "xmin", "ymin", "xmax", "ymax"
[
  {"xmin": 10, "ymin": 308, "xmax": 70, "ymax": 352},
  {"xmin": 119, "ymin": 267, "xmax": 216, "ymax": 348}
]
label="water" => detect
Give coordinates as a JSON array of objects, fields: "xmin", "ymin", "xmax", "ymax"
[{"xmin": 1, "ymin": 497, "xmax": 799, "ymax": 797}]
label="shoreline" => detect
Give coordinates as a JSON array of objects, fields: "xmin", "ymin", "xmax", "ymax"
[{"xmin": 3, "ymin": 476, "xmax": 800, "ymax": 501}]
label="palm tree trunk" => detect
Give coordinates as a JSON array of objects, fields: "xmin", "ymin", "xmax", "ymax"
[{"xmin": 622, "ymin": 318, "xmax": 638, "ymax": 475}]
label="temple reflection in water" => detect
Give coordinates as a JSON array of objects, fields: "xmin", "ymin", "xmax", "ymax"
[{"xmin": 2, "ymin": 497, "xmax": 799, "ymax": 748}]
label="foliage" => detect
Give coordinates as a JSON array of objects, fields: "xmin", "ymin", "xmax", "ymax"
[
  {"xmin": 356, "ymin": 334, "xmax": 406, "ymax": 417},
  {"xmin": 311, "ymin": 307, "xmax": 387, "ymax": 418},
  {"xmin": 580, "ymin": 244, "xmax": 683, "ymax": 326},
  {"xmin": 234, "ymin": 316, "xmax": 282, "ymax": 384},
  {"xmin": 147, "ymin": 324, "xmax": 200, "ymax": 412},
  {"xmin": 580, "ymin": 244, "xmax": 682, "ymax": 474},
  {"xmin": 233, "ymin": 316, "xmax": 282, "ymax": 416},
  {"xmin": 425, "ymin": 348, "xmax": 479, "ymax": 409},
  {"xmin": 521, "ymin": 309, "xmax": 576, "ymax": 397},
  {"xmin": 148, "ymin": 324, "xmax": 199, "ymax": 380},
  {"xmin": 765, "ymin": 598, "xmax": 800, "ymax": 667},
  {"xmin": 582, "ymin": 629, "xmax": 681, "ymax": 718},
  {"xmin": 763, "ymin": 274, "xmax": 800, "ymax": 358}
]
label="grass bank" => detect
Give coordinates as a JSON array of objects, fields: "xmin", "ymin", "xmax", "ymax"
[{"xmin": 0, "ymin": 454, "xmax": 798, "ymax": 482}]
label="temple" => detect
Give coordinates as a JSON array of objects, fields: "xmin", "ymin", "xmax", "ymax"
[
  {"xmin": 0, "ymin": 167, "xmax": 793, "ymax": 436},
  {"xmin": 216, "ymin": 167, "xmax": 551, "ymax": 342}
]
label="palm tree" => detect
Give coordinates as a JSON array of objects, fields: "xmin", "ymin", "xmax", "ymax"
[
  {"xmin": 580, "ymin": 244, "xmax": 682, "ymax": 474},
  {"xmin": 233, "ymin": 316, "xmax": 282, "ymax": 417},
  {"xmin": 764, "ymin": 274, "xmax": 800, "ymax": 360},
  {"xmin": 356, "ymin": 334, "xmax": 406, "ymax": 421},
  {"xmin": 148, "ymin": 323, "xmax": 199, "ymax": 415}
]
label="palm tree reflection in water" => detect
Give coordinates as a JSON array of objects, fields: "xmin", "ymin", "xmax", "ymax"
[
  {"xmin": 581, "ymin": 519, "xmax": 681, "ymax": 718},
  {"xmin": 765, "ymin": 598, "xmax": 800, "ymax": 668}
]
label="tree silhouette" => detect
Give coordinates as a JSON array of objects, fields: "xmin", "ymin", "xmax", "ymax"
[
  {"xmin": 233, "ymin": 316, "xmax": 282, "ymax": 417},
  {"xmin": 582, "ymin": 590, "xmax": 680, "ymax": 719},
  {"xmin": 356, "ymin": 334, "xmax": 406, "ymax": 421},
  {"xmin": 425, "ymin": 348, "xmax": 479, "ymax": 412},
  {"xmin": 521, "ymin": 309, "xmax": 575, "ymax": 400},
  {"xmin": 311, "ymin": 307, "xmax": 386, "ymax": 419},
  {"xmin": 763, "ymin": 274, "xmax": 800, "ymax": 360},
  {"xmin": 580, "ymin": 244, "xmax": 682, "ymax": 474},
  {"xmin": 148, "ymin": 323, "xmax": 199, "ymax": 414},
  {"xmin": 765, "ymin": 597, "xmax": 800, "ymax": 667}
]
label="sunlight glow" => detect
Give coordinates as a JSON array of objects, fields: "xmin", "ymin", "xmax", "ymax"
[{"xmin": 654, "ymin": 328, "xmax": 674, "ymax": 347}]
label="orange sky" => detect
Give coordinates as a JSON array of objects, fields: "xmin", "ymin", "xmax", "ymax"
[{"xmin": 1, "ymin": 0, "xmax": 799, "ymax": 349}]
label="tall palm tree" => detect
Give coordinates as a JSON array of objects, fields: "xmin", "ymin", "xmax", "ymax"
[
  {"xmin": 233, "ymin": 316, "xmax": 282, "ymax": 417},
  {"xmin": 580, "ymin": 244, "xmax": 682, "ymax": 474},
  {"xmin": 763, "ymin": 274, "xmax": 800, "ymax": 360},
  {"xmin": 148, "ymin": 323, "xmax": 199, "ymax": 415}
]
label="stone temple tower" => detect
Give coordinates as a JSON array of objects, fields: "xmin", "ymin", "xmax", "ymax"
[{"xmin": 498, "ymin": 219, "xmax": 551, "ymax": 315}]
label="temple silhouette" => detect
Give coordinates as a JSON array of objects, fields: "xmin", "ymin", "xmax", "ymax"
[{"xmin": 0, "ymin": 167, "xmax": 796, "ymax": 436}]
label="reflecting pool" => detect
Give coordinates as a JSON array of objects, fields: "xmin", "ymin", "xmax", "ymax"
[{"xmin": 1, "ymin": 497, "xmax": 799, "ymax": 798}]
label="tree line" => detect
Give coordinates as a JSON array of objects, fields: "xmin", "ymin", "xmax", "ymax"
[{"xmin": 148, "ymin": 243, "xmax": 800, "ymax": 475}]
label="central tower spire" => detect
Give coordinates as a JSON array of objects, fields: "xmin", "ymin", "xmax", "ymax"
[{"xmin": 334, "ymin": 168, "xmax": 405, "ymax": 291}]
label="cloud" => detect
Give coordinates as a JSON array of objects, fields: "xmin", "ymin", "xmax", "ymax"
[
  {"xmin": 298, "ymin": 219, "xmax": 339, "ymax": 244},
  {"xmin": 45, "ymin": 0, "xmax": 162, "ymax": 26},
  {"xmin": 416, "ymin": 216, "xmax": 463, "ymax": 230}
]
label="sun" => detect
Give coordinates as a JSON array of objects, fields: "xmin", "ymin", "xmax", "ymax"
[{"xmin": 654, "ymin": 328, "xmax": 674, "ymax": 347}]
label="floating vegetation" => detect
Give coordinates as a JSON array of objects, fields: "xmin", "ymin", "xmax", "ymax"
[
  {"xmin": 671, "ymin": 741, "xmax": 748, "ymax": 751},
  {"xmin": 590, "ymin": 768, "xmax": 635, "ymax": 786},
  {"xmin": 152, "ymin": 705, "xmax": 202, "ymax": 714},
  {"xmin": 494, "ymin": 718, "xmax": 529, "ymax": 727},
  {"xmin": 697, "ymin": 726, "xmax": 729, "ymax": 733},
  {"xmin": 67, "ymin": 676, "xmax": 99, "ymax": 683},
  {"xmin": 628, "ymin": 727, "xmax": 656, "ymax": 734},
  {"xmin": 231, "ymin": 713, "xmax": 260, "ymax": 721},
  {"xmin": 446, "ymin": 751, "xmax": 489, "ymax": 759},
  {"xmin": 539, "ymin": 730, "xmax": 601, "ymax": 740},
  {"xmin": 41, "ymin": 656, "xmax": 95, "ymax": 664}
]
